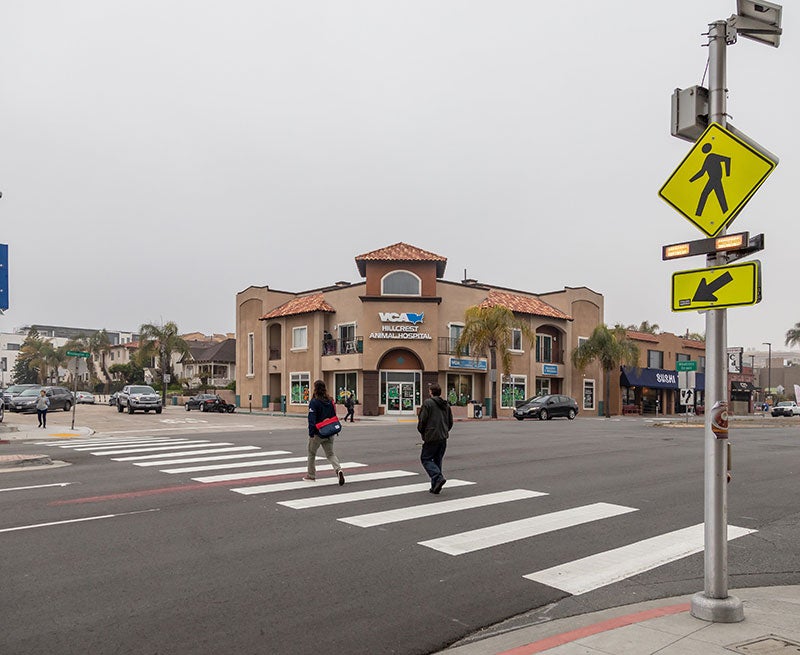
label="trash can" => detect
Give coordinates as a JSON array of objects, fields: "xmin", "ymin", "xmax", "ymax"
[
  {"xmin": 466, "ymin": 401, "xmax": 476, "ymax": 418},
  {"xmin": 171, "ymin": 396, "xmax": 177, "ymax": 406},
  {"xmin": 483, "ymin": 397, "xmax": 492, "ymax": 418}
]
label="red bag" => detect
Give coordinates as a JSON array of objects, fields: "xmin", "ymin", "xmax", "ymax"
[{"xmin": 315, "ymin": 416, "xmax": 342, "ymax": 437}]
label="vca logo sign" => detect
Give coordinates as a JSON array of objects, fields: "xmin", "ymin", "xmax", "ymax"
[{"xmin": 379, "ymin": 312, "xmax": 424, "ymax": 324}]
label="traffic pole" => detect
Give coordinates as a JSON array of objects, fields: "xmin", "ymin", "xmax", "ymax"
[{"xmin": 690, "ymin": 19, "xmax": 743, "ymax": 623}]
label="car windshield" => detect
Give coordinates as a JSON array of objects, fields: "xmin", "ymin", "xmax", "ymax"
[
  {"xmin": 778, "ymin": 402, "xmax": 793, "ymax": 407},
  {"xmin": 7, "ymin": 385, "xmax": 34, "ymax": 393},
  {"xmin": 130, "ymin": 386, "xmax": 156, "ymax": 394},
  {"xmin": 19, "ymin": 388, "xmax": 42, "ymax": 397},
  {"xmin": 523, "ymin": 395, "xmax": 549, "ymax": 404}
]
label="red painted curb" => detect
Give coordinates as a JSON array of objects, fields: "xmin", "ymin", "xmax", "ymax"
[{"xmin": 496, "ymin": 603, "xmax": 691, "ymax": 655}]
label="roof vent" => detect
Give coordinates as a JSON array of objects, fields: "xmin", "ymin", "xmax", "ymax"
[
  {"xmin": 462, "ymin": 278, "xmax": 479, "ymax": 286},
  {"xmin": 334, "ymin": 281, "xmax": 350, "ymax": 287}
]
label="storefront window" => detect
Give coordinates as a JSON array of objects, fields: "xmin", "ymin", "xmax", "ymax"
[
  {"xmin": 335, "ymin": 372, "xmax": 358, "ymax": 403},
  {"xmin": 501, "ymin": 375, "xmax": 526, "ymax": 408},
  {"xmin": 290, "ymin": 372, "xmax": 310, "ymax": 405},
  {"xmin": 583, "ymin": 379, "xmax": 595, "ymax": 410},
  {"xmin": 446, "ymin": 374, "xmax": 472, "ymax": 406},
  {"xmin": 535, "ymin": 378, "xmax": 550, "ymax": 396}
]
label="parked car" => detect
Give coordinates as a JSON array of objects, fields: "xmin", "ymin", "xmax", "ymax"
[
  {"xmin": 771, "ymin": 401, "xmax": 800, "ymax": 417},
  {"xmin": 185, "ymin": 393, "xmax": 220, "ymax": 411},
  {"xmin": 10, "ymin": 386, "xmax": 74, "ymax": 413},
  {"xmin": 108, "ymin": 392, "xmax": 119, "ymax": 406},
  {"xmin": 75, "ymin": 391, "xmax": 96, "ymax": 404},
  {"xmin": 513, "ymin": 394, "xmax": 579, "ymax": 421},
  {"xmin": 3, "ymin": 384, "xmax": 39, "ymax": 409},
  {"xmin": 117, "ymin": 385, "xmax": 162, "ymax": 414}
]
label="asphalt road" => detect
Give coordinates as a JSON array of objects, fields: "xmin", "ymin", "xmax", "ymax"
[{"xmin": 1, "ymin": 408, "xmax": 798, "ymax": 654}]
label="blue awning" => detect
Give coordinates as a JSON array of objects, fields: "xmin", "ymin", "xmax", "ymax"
[{"xmin": 620, "ymin": 366, "xmax": 705, "ymax": 391}]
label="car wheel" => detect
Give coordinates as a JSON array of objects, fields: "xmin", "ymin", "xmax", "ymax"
[
  {"xmin": 156, "ymin": 408, "xmax": 162, "ymax": 414},
  {"xmin": 227, "ymin": 406, "xmax": 235, "ymax": 413},
  {"xmin": 515, "ymin": 416, "xmax": 524, "ymax": 421},
  {"xmin": 185, "ymin": 403, "xmax": 190, "ymax": 411},
  {"xmin": 568, "ymin": 409, "xmax": 576, "ymax": 420},
  {"xmin": 0, "ymin": 405, "xmax": 4, "ymax": 422},
  {"xmin": 539, "ymin": 409, "xmax": 549, "ymax": 420},
  {"xmin": 127, "ymin": 404, "xmax": 134, "ymax": 414},
  {"xmin": 200, "ymin": 404, "xmax": 205, "ymax": 412},
  {"xmin": 117, "ymin": 403, "xmax": 124, "ymax": 413},
  {"xmin": 63, "ymin": 401, "xmax": 72, "ymax": 412}
]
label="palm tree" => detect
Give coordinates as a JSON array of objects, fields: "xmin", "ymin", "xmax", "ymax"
[
  {"xmin": 18, "ymin": 329, "xmax": 52, "ymax": 384},
  {"xmin": 455, "ymin": 305, "xmax": 535, "ymax": 419},
  {"xmin": 138, "ymin": 321, "xmax": 191, "ymax": 404},
  {"xmin": 88, "ymin": 329, "xmax": 112, "ymax": 393},
  {"xmin": 572, "ymin": 324, "xmax": 639, "ymax": 418},
  {"xmin": 635, "ymin": 321, "xmax": 660, "ymax": 334},
  {"xmin": 785, "ymin": 322, "xmax": 800, "ymax": 348}
]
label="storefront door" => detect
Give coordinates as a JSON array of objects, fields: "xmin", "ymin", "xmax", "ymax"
[{"xmin": 387, "ymin": 381, "xmax": 415, "ymax": 413}]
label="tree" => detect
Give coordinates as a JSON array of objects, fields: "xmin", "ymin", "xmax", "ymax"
[
  {"xmin": 635, "ymin": 321, "xmax": 660, "ymax": 334},
  {"xmin": 455, "ymin": 305, "xmax": 535, "ymax": 419},
  {"xmin": 785, "ymin": 322, "xmax": 800, "ymax": 348},
  {"xmin": 87, "ymin": 329, "xmax": 112, "ymax": 392},
  {"xmin": 17, "ymin": 329, "xmax": 52, "ymax": 384},
  {"xmin": 138, "ymin": 321, "xmax": 190, "ymax": 405},
  {"xmin": 109, "ymin": 361, "xmax": 145, "ymax": 385},
  {"xmin": 572, "ymin": 324, "xmax": 640, "ymax": 418}
]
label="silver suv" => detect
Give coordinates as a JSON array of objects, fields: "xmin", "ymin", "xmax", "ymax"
[{"xmin": 117, "ymin": 385, "xmax": 163, "ymax": 414}]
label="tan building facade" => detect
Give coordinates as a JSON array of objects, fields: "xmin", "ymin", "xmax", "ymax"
[{"xmin": 236, "ymin": 243, "xmax": 605, "ymax": 418}]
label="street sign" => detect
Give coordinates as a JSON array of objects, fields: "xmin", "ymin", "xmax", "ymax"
[
  {"xmin": 680, "ymin": 388, "xmax": 694, "ymax": 405},
  {"xmin": 679, "ymin": 371, "xmax": 697, "ymax": 389},
  {"xmin": 676, "ymin": 360, "xmax": 698, "ymax": 372},
  {"xmin": 671, "ymin": 260, "xmax": 761, "ymax": 312},
  {"xmin": 66, "ymin": 350, "xmax": 90, "ymax": 358},
  {"xmin": 659, "ymin": 123, "xmax": 777, "ymax": 237}
]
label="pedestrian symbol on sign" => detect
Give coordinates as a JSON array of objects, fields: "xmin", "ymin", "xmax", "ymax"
[{"xmin": 689, "ymin": 143, "xmax": 731, "ymax": 216}]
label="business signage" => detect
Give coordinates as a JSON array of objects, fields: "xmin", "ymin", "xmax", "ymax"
[
  {"xmin": 449, "ymin": 357, "xmax": 488, "ymax": 371},
  {"xmin": 543, "ymin": 364, "xmax": 558, "ymax": 376},
  {"xmin": 370, "ymin": 310, "xmax": 432, "ymax": 341}
]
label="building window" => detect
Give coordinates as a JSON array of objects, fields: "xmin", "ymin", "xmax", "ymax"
[
  {"xmin": 676, "ymin": 353, "xmax": 690, "ymax": 362},
  {"xmin": 501, "ymin": 375, "xmax": 526, "ymax": 408},
  {"xmin": 446, "ymin": 373, "xmax": 472, "ymax": 406},
  {"xmin": 337, "ymin": 323, "xmax": 356, "ymax": 354},
  {"xmin": 647, "ymin": 349, "xmax": 664, "ymax": 368},
  {"xmin": 381, "ymin": 270, "xmax": 421, "ymax": 296},
  {"xmin": 449, "ymin": 323, "xmax": 467, "ymax": 355},
  {"xmin": 511, "ymin": 328, "xmax": 522, "ymax": 352},
  {"xmin": 292, "ymin": 326, "xmax": 308, "ymax": 350},
  {"xmin": 536, "ymin": 335, "xmax": 553, "ymax": 362},
  {"xmin": 290, "ymin": 372, "xmax": 310, "ymax": 405},
  {"xmin": 578, "ymin": 336, "xmax": 588, "ymax": 348},
  {"xmin": 699, "ymin": 356, "xmax": 706, "ymax": 373},
  {"xmin": 247, "ymin": 333, "xmax": 254, "ymax": 376},
  {"xmin": 334, "ymin": 372, "xmax": 358, "ymax": 403},
  {"xmin": 6, "ymin": 343, "xmax": 20, "ymax": 351},
  {"xmin": 535, "ymin": 378, "xmax": 550, "ymax": 396},
  {"xmin": 583, "ymin": 379, "xmax": 595, "ymax": 410}
]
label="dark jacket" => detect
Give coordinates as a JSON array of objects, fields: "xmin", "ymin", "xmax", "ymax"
[
  {"xmin": 417, "ymin": 396, "xmax": 453, "ymax": 443},
  {"xmin": 308, "ymin": 397, "xmax": 336, "ymax": 437}
]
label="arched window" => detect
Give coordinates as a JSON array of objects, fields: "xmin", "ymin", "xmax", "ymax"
[{"xmin": 381, "ymin": 270, "xmax": 421, "ymax": 296}]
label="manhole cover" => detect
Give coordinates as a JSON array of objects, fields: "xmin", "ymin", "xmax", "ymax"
[{"xmin": 730, "ymin": 635, "xmax": 800, "ymax": 654}]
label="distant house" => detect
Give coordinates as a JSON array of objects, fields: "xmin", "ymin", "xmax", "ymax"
[{"xmin": 181, "ymin": 338, "xmax": 236, "ymax": 388}]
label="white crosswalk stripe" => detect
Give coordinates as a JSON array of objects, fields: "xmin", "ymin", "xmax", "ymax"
[
  {"xmin": 73, "ymin": 439, "xmax": 199, "ymax": 451},
  {"xmin": 232, "ymin": 470, "xmax": 419, "ymax": 495},
  {"xmin": 339, "ymin": 489, "xmax": 547, "ymax": 527},
  {"xmin": 278, "ymin": 480, "xmax": 476, "ymax": 509},
  {"xmin": 128, "ymin": 449, "xmax": 278, "ymax": 465},
  {"xmin": 88, "ymin": 442, "xmax": 226, "ymax": 456},
  {"xmin": 523, "ymin": 523, "xmax": 757, "ymax": 594},
  {"xmin": 160, "ymin": 456, "xmax": 312, "ymax": 474},
  {"xmin": 418, "ymin": 502, "xmax": 636, "ymax": 555},
  {"xmin": 193, "ymin": 462, "xmax": 367, "ymax": 483}
]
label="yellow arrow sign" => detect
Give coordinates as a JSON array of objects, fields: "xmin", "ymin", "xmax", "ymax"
[
  {"xmin": 659, "ymin": 124, "xmax": 776, "ymax": 237},
  {"xmin": 671, "ymin": 260, "xmax": 761, "ymax": 312}
]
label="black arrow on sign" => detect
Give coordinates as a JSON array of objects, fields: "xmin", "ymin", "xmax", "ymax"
[{"xmin": 693, "ymin": 271, "xmax": 734, "ymax": 302}]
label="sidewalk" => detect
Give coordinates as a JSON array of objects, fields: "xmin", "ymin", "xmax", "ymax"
[
  {"xmin": 0, "ymin": 422, "xmax": 94, "ymax": 469},
  {"xmin": 437, "ymin": 586, "xmax": 800, "ymax": 654}
]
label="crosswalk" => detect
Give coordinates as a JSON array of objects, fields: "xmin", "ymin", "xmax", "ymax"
[{"xmin": 36, "ymin": 435, "xmax": 757, "ymax": 596}]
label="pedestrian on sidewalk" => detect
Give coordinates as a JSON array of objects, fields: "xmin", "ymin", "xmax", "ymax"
[
  {"xmin": 417, "ymin": 382, "xmax": 453, "ymax": 494},
  {"xmin": 36, "ymin": 389, "xmax": 50, "ymax": 428},
  {"xmin": 305, "ymin": 379, "xmax": 345, "ymax": 485},
  {"xmin": 343, "ymin": 391, "xmax": 355, "ymax": 423}
]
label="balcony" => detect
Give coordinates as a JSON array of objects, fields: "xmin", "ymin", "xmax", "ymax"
[
  {"xmin": 322, "ymin": 337, "xmax": 364, "ymax": 356},
  {"xmin": 269, "ymin": 347, "xmax": 281, "ymax": 360},
  {"xmin": 438, "ymin": 337, "xmax": 481, "ymax": 357}
]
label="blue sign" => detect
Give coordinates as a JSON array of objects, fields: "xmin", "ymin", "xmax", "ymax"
[
  {"xmin": 543, "ymin": 364, "xmax": 558, "ymax": 376},
  {"xmin": 449, "ymin": 357, "xmax": 488, "ymax": 371},
  {"xmin": 0, "ymin": 244, "xmax": 7, "ymax": 311}
]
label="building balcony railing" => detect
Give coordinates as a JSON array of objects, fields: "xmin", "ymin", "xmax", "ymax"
[
  {"xmin": 536, "ymin": 349, "xmax": 565, "ymax": 365},
  {"xmin": 269, "ymin": 348, "xmax": 281, "ymax": 360},
  {"xmin": 438, "ymin": 337, "xmax": 476, "ymax": 356},
  {"xmin": 322, "ymin": 337, "xmax": 364, "ymax": 356}
]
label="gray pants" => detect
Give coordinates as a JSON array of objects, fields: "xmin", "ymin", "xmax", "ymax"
[{"xmin": 307, "ymin": 436, "xmax": 341, "ymax": 478}]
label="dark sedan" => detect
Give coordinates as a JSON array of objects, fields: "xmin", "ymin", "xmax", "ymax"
[
  {"xmin": 185, "ymin": 394, "xmax": 221, "ymax": 411},
  {"xmin": 513, "ymin": 394, "xmax": 579, "ymax": 421}
]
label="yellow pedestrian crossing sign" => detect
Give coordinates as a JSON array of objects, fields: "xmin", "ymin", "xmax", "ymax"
[
  {"xmin": 659, "ymin": 124, "xmax": 776, "ymax": 237},
  {"xmin": 671, "ymin": 260, "xmax": 761, "ymax": 312}
]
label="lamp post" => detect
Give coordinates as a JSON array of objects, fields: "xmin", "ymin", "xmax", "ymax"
[{"xmin": 762, "ymin": 342, "xmax": 772, "ymax": 404}]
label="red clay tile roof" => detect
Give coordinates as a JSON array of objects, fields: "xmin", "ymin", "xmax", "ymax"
[
  {"xmin": 260, "ymin": 294, "xmax": 335, "ymax": 320},
  {"xmin": 625, "ymin": 330, "xmax": 660, "ymax": 343},
  {"xmin": 478, "ymin": 291, "xmax": 572, "ymax": 320},
  {"xmin": 355, "ymin": 242, "xmax": 447, "ymax": 277},
  {"xmin": 681, "ymin": 338, "xmax": 706, "ymax": 350}
]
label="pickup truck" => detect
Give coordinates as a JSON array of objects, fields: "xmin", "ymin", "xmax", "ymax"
[
  {"xmin": 771, "ymin": 401, "xmax": 800, "ymax": 417},
  {"xmin": 117, "ymin": 384, "xmax": 163, "ymax": 414}
]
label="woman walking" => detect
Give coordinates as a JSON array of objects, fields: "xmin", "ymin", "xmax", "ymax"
[
  {"xmin": 305, "ymin": 379, "xmax": 345, "ymax": 485},
  {"xmin": 36, "ymin": 389, "xmax": 50, "ymax": 428}
]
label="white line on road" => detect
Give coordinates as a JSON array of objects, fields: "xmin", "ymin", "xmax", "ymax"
[
  {"xmin": 0, "ymin": 482, "xmax": 75, "ymax": 493},
  {"xmin": 339, "ymin": 489, "xmax": 547, "ymax": 528},
  {"xmin": 419, "ymin": 502, "xmax": 635, "ymax": 555},
  {"xmin": 129, "ymin": 449, "xmax": 268, "ymax": 465},
  {"xmin": 102, "ymin": 425, "xmax": 259, "ymax": 435},
  {"xmin": 523, "ymin": 523, "xmax": 757, "ymax": 595},
  {"xmin": 116, "ymin": 448, "xmax": 288, "ymax": 462},
  {"xmin": 279, "ymin": 480, "xmax": 476, "ymax": 509},
  {"xmin": 0, "ymin": 508, "xmax": 161, "ymax": 534},
  {"xmin": 231, "ymin": 470, "xmax": 419, "ymax": 495},
  {"xmin": 161, "ymin": 456, "xmax": 316, "ymax": 474},
  {"xmin": 72, "ymin": 439, "xmax": 197, "ymax": 450},
  {"xmin": 34, "ymin": 437, "xmax": 177, "ymax": 447},
  {"xmin": 192, "ymin": 462, "xmax": 367, "ymax": 483},
  {"xmin": 89, "ymin": 442, "xmax": 227, "ymax": 456}
]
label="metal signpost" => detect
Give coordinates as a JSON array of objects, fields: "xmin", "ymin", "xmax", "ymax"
[
  {"xmin": 660, "ymin": 1, "xmax": 782, "ymax": 624},
  {"xmin": 66, "ymin": 350, "xmax": 91, "ymax": 430}
]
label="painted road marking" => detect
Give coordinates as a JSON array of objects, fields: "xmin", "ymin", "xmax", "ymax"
[
  {"xmin": 0, "ymin": 509, "xmax": 160, "ymax": 533},
  {"xmin": 192, "ymin": 462, "xmax": 367, "ymax": 483},
  {"xmin": 88, "ymin": 442, "xmax": 227, "ymax": 456},
  {"xmin": 339, "ymin": 489, "xmax": 546, "ymax": 528},
  {"xmin": 160, "ymin": 456, "xmax": 311, "ymax": 474},
  {"xmin": 231, "ymin": 470, "xmax": 419, "ymax": 495},
  {"xmin": 72, "ymin": 439, "xmax": 198, "ymax": 450},
  {"xmin": 0, "ymin": 482, "xmax": 75, "ymax": 493},
  {"xmin": 523, "ymin": 523, "xmax": 757, "ymax": 594},
  {"xmin": 278, "ymin": 480, "xmax": 476, "ymax": 509},
  {"xmin": 130, "ymin": 449, "xmax": 271, "ymax": 466},
  {"xmin": 419, "ymin": 502, "xmax": 635, "ymax": 555},
  {"xmin": 116, "ymin": 448, "xmax": 288, "ymax": 462}
]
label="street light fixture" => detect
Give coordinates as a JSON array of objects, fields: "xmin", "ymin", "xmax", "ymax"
[{"xmin": 762, "ymin": 342, "xmax": 772, "ymax": 403}]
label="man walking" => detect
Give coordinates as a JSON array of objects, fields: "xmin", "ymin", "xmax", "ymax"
[{"xmin": 417, "ymin": 383, "xmax": 453, "ymax": 494}]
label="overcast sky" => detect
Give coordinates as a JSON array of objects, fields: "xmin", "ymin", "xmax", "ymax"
[{"xmin": 1, "ymin": 1, "xmax": 796, "ymax": 353}]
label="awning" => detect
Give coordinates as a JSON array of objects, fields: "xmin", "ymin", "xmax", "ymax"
[
  {"xmin": 620, "ymin": 366, "xmax": 705, "ymax": 391},
  {"xmin": 731, "ymin": 381, "xmax": 755, "ymax": 392}
]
